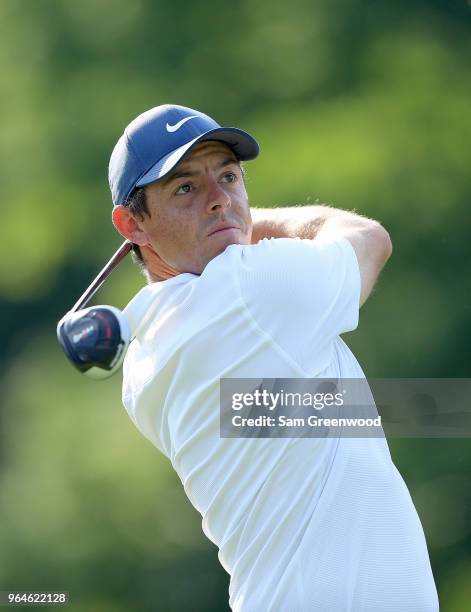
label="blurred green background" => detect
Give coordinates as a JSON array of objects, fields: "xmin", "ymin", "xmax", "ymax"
[{"xmin": 1, "ymin": 0, "xmax": 470, "ymax": 610}]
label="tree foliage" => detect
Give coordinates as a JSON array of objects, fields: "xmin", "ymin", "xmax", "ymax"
[{"xmin": 1, "ymin": 1, "xmax": 470, "ymax": 609}]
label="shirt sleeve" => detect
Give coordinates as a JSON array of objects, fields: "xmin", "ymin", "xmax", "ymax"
[{"xmin": 235, "ymin": 236, "xmax": 361, "ymax": 372}]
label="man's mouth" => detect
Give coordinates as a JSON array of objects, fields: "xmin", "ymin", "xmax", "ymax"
[{"xmin": 207, "ymin": 223, "xmax": 240, "ymax": 237}]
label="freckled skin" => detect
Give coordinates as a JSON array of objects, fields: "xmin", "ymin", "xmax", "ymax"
[{"xmin": 113, "ymin": 141, "xmax": 253, "ymax": 278}]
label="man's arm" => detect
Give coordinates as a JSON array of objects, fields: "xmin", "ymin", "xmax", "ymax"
[{"xmin": 250, "ymin": 205, "xmax": 392, "ymax": 307}]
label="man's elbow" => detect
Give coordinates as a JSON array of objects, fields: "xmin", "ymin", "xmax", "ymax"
[
  {"xmin": 356, "ymin": 223, "xmax": 392, "ymax": 307},
  {"xmin": 371, "ymin": 222, "xmax": 393, "ymax": 265}
]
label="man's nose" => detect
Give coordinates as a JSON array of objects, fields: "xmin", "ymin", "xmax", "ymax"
[{"xmin": 206, "ymin": 179, "xmax": 231, "ymax": 212}]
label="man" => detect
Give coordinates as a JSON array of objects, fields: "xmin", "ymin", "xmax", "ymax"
[{"xmin": 109, "ymin": 104, "xmax": 439, "ymax": 611}]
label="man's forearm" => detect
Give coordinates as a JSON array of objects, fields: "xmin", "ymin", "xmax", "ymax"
[{"xmin": 250, "ymin": 205, "xmax": 376, "ymax": 243}]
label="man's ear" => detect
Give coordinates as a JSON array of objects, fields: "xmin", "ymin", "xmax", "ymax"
[{"xmin": 112, "ymin": 205, "xmax": 149, "ymax": 246}]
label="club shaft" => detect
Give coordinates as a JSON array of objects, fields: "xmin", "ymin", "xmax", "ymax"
[{"xmin": 71, "ymin": 240, "xmax": 133, "ymax": 313}]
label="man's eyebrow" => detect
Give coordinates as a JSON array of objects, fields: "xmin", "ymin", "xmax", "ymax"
[
  {"xmin": 219, "ymin": 156, "xmax": 239, "ymax": 168},
  {"xmin": 161, "ymin": 156, "xmax": 239, "ymax": 186}
]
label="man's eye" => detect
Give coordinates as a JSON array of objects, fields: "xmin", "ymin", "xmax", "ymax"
[
  {"xmin": 221, "ymin": 172, "xmax": 236, "ymax": 183},
  {"xmin": 175, "ymin": 183, "xmax": 192, "ymax": 195}
]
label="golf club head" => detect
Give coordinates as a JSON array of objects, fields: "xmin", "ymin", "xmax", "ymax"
[{"xmin": 57, "ymin": 305, "xmax": 131, "ymax": 379}]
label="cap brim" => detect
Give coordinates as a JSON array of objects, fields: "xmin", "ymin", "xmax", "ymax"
[{"xmin": 135, "ymin": 127, "xmax": 259, "ymax": 188}]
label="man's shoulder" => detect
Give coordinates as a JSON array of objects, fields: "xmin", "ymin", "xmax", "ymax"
[
  {"xmin": 219, "ymin": 236, "xmax": 352, "ymax": 280},
  {"xmin": 221, "ymin": 237, "xmax": 309, "ymax": 268},
  {"xmin": 224, "ymin": 236, "xmax": 350, "ymax": 262}
]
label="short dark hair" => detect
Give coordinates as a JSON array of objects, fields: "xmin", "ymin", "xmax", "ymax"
[{"xmin": 125, "ymin": 187, "xmax": 150, "ymax": 278}]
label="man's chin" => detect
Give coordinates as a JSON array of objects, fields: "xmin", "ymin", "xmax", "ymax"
[
  {"xmin": 202, "ymin": 231, "xmax": 247, "ymax": 268},
  {"xmin": 215, "ymin": 229, "xmax": 249, "ymax": 251}
]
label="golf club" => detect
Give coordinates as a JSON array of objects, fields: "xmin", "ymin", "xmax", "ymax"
[{"xmin": 57, "ymin": 240, "xmax": 133, "ymax": 379}]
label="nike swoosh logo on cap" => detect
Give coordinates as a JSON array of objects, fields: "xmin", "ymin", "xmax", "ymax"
[{"xmin": 166, "ymin": 115, "xmax": 199, "ymax": 132}]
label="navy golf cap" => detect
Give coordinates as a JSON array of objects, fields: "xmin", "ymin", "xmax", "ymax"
[{"xmin": 109, "ymin": 104, "xmax": 260, "ymax": 206}]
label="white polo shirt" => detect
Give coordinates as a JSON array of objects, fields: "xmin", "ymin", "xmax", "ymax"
[{"xmin": 122, "ymin": 237, "xmax": 439, "ymax": 612}]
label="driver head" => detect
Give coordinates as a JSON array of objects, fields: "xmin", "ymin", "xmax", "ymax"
[{"xmin": 57, "ymin": 305, "xmax": 131, "ymax": 379}]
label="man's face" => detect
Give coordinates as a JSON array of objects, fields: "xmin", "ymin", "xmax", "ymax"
[{"xmin": 137, "ymin": 141, "xmax": 252, "ymax": 275}]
